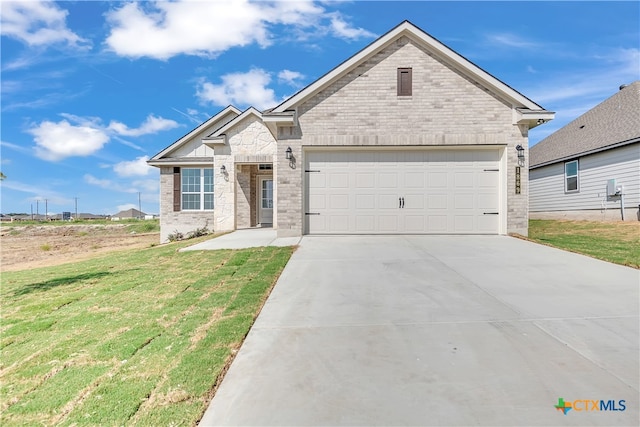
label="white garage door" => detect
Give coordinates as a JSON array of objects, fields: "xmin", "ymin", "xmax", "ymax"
[{"xmin": 305, "ymin": 149, "xmax": 501, "ymax": 234}]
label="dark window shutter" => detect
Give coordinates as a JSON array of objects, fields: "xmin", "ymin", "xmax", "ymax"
[
  {"xmin": 173, "ymin": 167, "xmax": 181, "ymax": 211},
  {"xmin": 397, "ymin": 68, "xmax": 412, "ymax": 96}
]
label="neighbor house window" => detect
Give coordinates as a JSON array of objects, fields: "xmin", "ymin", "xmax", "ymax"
[
  {"xmin": 397, "ymin": 68, "xmax": 412, "ymax": 96},
  {"xmin": 564, "ymin": 160, "xmax": 579, "ymax": 192},
  {"xmin": 182, "ymin": 168, "xmax": 214, "ymax": 210}
]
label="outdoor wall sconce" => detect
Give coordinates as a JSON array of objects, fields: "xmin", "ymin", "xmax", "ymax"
[
  {"xmin": 515, "ymin": 145, "xmax": 525, "ymax": 160},
  {"xmin": 285, "ymin": 146, "xmax": 293, "ymax": 160},
  {"xmin": 220, "ymin": 164, "xmax": 226, "ymax": 173}
]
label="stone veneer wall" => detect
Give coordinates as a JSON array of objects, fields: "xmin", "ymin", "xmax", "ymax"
[
  {"xmin": 213, "ymin": 116, "xmax": 276, "ymax": 231},
  {"xmin": 276, "ymin": 36, "xmax": 529, "ymax": 237}
]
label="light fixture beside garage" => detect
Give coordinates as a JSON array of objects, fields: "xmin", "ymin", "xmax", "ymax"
[
  {"xmin": 285, "ymin": 146, "xmax": 293, "ymax": 160},
  {"xmin": 220, "ymin": 164, "xmax": 226, "ymax": 173},
  {"xmin": 515, "ymin": 145, "xmax": 525, "ymax": 161}
]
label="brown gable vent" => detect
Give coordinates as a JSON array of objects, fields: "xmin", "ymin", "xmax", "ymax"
[{"xmin": 397, "ymin": 68, "xmax": 412, "ymax": 96}]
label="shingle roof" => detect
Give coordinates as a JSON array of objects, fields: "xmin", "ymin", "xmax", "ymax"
[{"xmin": 530, "ymin": 81, "xmax": 640, "ymax": 168}]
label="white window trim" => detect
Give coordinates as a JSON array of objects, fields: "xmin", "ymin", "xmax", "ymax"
[
  {"xmin": 564, "ymin": 160, "xmax": 579, "ymax": 193},
  {"xmin": 182, "ymin": 168, "xmax": 214, "ymax": 211}
]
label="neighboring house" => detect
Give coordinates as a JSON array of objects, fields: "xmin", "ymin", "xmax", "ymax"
[
  {"xmin": 111, "ymin": 208, "xmax": 146, "ymax": 220},
  {"xmin": 530, "ymin": 82, "xmax": 640, "ymax": 221},
  {"xmin": 149, "ymin": 21, "xmax": 553, "ymax": 243}
]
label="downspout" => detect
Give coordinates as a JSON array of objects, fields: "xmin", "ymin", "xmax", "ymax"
[{"xmin": 620, "ymin": 189, "xmax": 625, "ymax": 221}]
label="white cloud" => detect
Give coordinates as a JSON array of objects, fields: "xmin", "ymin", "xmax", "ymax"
[
  {"xmin": 113, "ymin": 156, "xmax": 152, "ymax": 177},
  {"xmin": 84, "ymin": 174, "xmax": 136, "ymax": 194},
  {"xmin": 196, "ymin": 69, "xmax": 278, "ymax": 110},
  {"xmin": 104, "ymin": 0, "xmax": 373, "ymax": 60},
  {"xmin": 486, "ymin": 33, "xmax": 541, "ymax": 49},
  {"xmin": 27, "ymin": 114, "xmax": 179, "ymax": 161},
  {"xmin": 29, "ymin": 120, "xmax": 109, "ymax": 161},
  {"xmin": 105, "ymin": 1, "xmax": 270, "ymax": 60},
  {"xmin": 108, "ymin": 115, "xmax": 179, "ymax": 137},
  {"xmin": 278, "ymin": 69, "xmax": 305, "ymax": 87},
  {"xmin": 329, "ymin": 14, "xmax": 376, "ymax": 40},
  {"xmin": 132, "ymin": 179, "xmax": 159, "ymax": 194},
  {"xmin": 0, "ymin": 1, "xmax": 89, "ymax": 48}
]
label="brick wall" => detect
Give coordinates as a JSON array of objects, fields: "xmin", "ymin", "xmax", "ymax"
[
  {"xmin": 276, "ymin": 36, "xmax": 529, "ymax": 236},
  {"xmin": 159, "ymin": 167, "xmax": 214, "ymax": 242}
]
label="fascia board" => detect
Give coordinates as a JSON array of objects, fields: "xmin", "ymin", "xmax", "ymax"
[
  {"xmin": 149, "ymin": 105, "xmax": 241, "ymax": 160},
  {"xmin": 209, "ymin": 107, "xmax": 263, "ymax": 138}
]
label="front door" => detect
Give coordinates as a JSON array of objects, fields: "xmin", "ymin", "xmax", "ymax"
[{"xmin": 258, "ymin": 177, "xmax": 273, "ymax": 225}]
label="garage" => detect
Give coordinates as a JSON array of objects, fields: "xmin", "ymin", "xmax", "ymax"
[{"xmin": 305, "ymin": 149, "xmax": 503, "ymax": 234}]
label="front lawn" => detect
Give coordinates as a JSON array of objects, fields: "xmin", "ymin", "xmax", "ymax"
[
  {"xmin": 528, "ymin": 219, "xmax": 639, "ymax": 268},
  {"xmin": 0, "ymin": 239, "xmax": 293, "ymax": 426}
]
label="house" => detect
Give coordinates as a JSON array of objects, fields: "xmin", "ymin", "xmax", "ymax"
[
  {"xmin": 149, "ymin": 21, "xmax": 553, "ymax": 243},
  {"xmin": 530, "ymin": 82, "xmax": 640, "ymax": 221},
  {"xmin": 111, "ymin": 208, "xmax": 146, "ymax": 220}
]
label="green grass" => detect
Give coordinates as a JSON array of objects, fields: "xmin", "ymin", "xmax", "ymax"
[
  {"xmin": 0, "ymin": 238, "xmax": 294, "ymax": 426},
  {"xmin": 528, "ymin": 220, "xmax": 640, "ymax": 268},
  {"xmin": 1, "ymin": 219, "xmax": 160, "ymax": 231}
]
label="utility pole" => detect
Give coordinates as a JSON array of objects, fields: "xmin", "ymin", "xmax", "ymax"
[
  {"xmin": 36, "ymin": 200, "xmax": 39, "ymax": 219},
  {"xmin": 74, "ymin": 197, "xmax": 78, "ymax": 220},
  {"xmin": 138, "ymin": 192, "xmax": 142, "ymax": 219},
  {"xmin": 45, "ymin": 199, "xmax": 48, "ymax": 221},
  {"xmin": 31, "ymin": 204, "xmax": 33, "ymax": 220}
]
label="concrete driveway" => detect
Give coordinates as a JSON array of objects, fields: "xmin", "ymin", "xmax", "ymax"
[{"xmin": 200, "ymin": 235, "xmax": 639, "ymax": 426}]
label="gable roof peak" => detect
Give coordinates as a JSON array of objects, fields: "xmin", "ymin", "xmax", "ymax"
[{"xmin": 273, "ymin": 20, "xmax": 546, "ymax": 113}]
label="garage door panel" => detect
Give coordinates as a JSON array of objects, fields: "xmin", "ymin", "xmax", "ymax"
[
  {"xmin": 355, "ymin": 216, "xmax": 375, "ymax": 232},
  {"xmin": 404, "ymin": 171, "xmax": 425, "ymax": 188},
  {"xmin": 379, "ymin": 194, "xmax": 399, "ymax": 209},
  {"xmin": 404, "ymin": 215, "xmax": 426, "ymax": 232},
  {"xmin": 329, "ymin": 215, "xmax": 349, "ymax": 232},
  {"xmin": 305, "ymin": 149, "xmax": 501, "ymax": 235},
  {"xmin": 356, "ymin": 173, "xmax": 375, "ymax": 188},
  {"xmin": 355, "ymin": 194, "xmax": 375, "ymax": 209},
  {"xmin": 454, "ymin": 172, "xmax": 474, "ymax": 188},
  {"xmin": 329, "ymin": 194, "xmax": 349, "ymax": 209},
  {"xmin": 378, "ymin": 173, "xmax": 398, "ymax": 188},
  {"xmin": 308, "ymin": 173, "xmax": 326, "ymax": 188},
  {"xmin": 378, "ymin": 215, "xmax": 399, "ymax": 232},
  {"xmin": 428, "ymin": 194, "xmax": 448, "ymax": 209},
  {"xmin": 428, "ymin": 172, "xmax": 447, "ymax": 188},
  {"xmin": 308, "ymin": 194, "xmax": 326, "ymax": 210}
]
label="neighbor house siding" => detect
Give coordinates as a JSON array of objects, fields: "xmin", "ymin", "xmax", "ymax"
[
  {"xmin": 276, "ymin": 36, "xmax": 529, "ymax": 236},
  {"xmin": 530, "ymin": 143, "xmax": 640, "ymax": 218}
]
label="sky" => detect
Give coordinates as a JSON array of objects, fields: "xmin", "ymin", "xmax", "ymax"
[{"xmin": 1, "ymin": 1, "xmax": 638, "ymax": 216}]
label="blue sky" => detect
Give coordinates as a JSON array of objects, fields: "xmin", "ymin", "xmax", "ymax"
[{"xmin": 1, "ymin": 1, "xmax": 638, "ymax": 216}]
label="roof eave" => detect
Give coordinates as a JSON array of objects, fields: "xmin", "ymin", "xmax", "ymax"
[
  {"xmin": 530, "ymin": 137, "xmax": 640, "ymax": 169},
  {"xmin": 516, "ymin": 109, "xmax": 556, "ymax": 129}
]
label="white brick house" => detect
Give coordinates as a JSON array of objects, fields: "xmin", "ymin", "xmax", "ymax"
[{"xmin": 149, "ymin": 21, "xmax": 553, "ymax": 242}]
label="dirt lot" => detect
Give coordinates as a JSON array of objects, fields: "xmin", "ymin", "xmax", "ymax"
[{"xmin": 1, "ymin": 224, "xmax": 159, "ymax": 272}]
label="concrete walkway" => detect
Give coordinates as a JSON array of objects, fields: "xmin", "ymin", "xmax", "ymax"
[
  {"xmin": 180, "ymin": 228, "xmax": 300, "ymax": 251},
  {"xmin": 200, "ymin": 235, "xmax": 639, "ymax": 426}
]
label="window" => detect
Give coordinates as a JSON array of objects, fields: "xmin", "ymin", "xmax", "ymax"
[
  {"xmin": 182, "ymin": 168, "xmax": 214, "ymax": 210},
  {"xmin": 259, "ymin": 164, "xmax": 273, "ymax": 170},
  {"xmin": 397, "ymin": 68, "xmax": 412, "ymax": 96},
  {"xmin": 565, "ymin": 160, "xmax": 579, "ymax": 192},
  {"xmin": 261, "ymin": 179, "xmax": 273, "ymax": 209}
]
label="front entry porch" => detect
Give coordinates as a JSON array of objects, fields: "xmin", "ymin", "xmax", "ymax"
[{"xmin": 235, "ymin": 163, "xmax": 273, "ymax": 229}]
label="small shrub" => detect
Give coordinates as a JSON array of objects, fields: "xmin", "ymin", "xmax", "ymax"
[
  {"xmin": 186, "ymin": 227, "xmax": 209, "ymax": 239},
  {"xmin": 40, "ymin": 244, "xmax": 51, "ymax": 251},
  {"xmin": 167, "ymin": 230, "xmax": 184, "ymax": 242}
]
